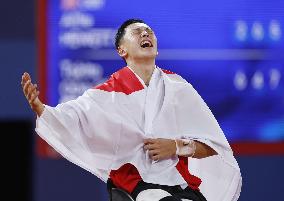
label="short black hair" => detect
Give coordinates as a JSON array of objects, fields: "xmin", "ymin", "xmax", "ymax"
[{"xmin": 115, "ymin": 18, "xmax": 145, "ymax": 49}]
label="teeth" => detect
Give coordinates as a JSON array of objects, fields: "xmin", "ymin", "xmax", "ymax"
[{"xmin": 141, "ymin": 40, "xmax": 152, "ymax": 47}]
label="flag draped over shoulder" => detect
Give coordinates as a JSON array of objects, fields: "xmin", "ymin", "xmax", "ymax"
[{"xmin": 36, "ymin": 67, "xmax": 242, "ymax": 201}]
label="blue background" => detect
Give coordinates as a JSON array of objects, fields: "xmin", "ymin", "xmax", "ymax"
[{"xmin": 47, "ymin": 0, "xmax": 284, "ymax": 142}]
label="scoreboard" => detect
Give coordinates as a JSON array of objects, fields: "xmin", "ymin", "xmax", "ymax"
[{"xmin": 38, "ymin": 0, "xmax": 284, "ymax": 156}]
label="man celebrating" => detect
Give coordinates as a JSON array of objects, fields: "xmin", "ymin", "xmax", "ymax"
[{"xmin": 21, "ymin": 19, "xmax": 241, "ymax": 201}]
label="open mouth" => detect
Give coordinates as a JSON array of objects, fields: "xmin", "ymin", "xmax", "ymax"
[{"xmin": 140, "ymin": 40, "xmax": 153, "ymax": 48}]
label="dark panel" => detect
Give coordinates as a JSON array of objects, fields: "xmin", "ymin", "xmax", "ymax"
[
  {"xmin": 0, "ymin": 40, "xmax": 35, "ymax": 119},
  {"xmin": 237, "ymin": 156, "xmax": 284, "ymax": 201},
  {"xmin": 34, "ymin": 158, "xmax": 109, "ymax": 201},
  {"xmin": 1, "ymin": 120, "xmax": 33, "ymax": 201},
  {"xmin": 0, "ymin": 0, "xmax": 35, "ymax": 39}
]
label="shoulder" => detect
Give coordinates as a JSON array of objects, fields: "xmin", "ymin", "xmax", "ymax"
[
  {"xmin": 159, "ymin": 67, "xmax": 188, "ymax": 84},
  {"xmin": 92, "ymin": 67, "xmax": 144, "ymax": 95}
]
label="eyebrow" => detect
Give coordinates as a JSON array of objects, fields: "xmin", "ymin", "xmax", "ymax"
[{"xmin": 132, "ymin": 27, "xmax": 153, "ymax": 32}]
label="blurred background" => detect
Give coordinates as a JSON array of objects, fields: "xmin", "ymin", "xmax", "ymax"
[{"xmin": 1, "ymin": 0, "xmax": 283, "ymax": 200}]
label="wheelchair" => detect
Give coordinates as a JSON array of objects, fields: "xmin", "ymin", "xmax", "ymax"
[
  {"xmin": 110, "ymin": 187, "xmax": 135, "ymax": 201},
  {"xmin": 107, "ymin": 179, "xmax": 134, "ymax": 201}
]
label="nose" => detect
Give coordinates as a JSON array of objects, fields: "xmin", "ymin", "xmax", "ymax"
[{"xmin": 141, "ymin": 30, "xmax": 149, "ymax": 38}]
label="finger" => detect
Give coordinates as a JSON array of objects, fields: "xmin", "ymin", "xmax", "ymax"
[
  {"xmin": 30, "ymin": 92, "xmax": 39, "ymax": 107},
  {"xmin": 152, "ymin": 155, "xmax": 159, "ymax": 161},
  {"xmin": 148, "ymin": 150, "xmax": 158, "ymax": 157},
  {"xmin": 144, "ymin": 144, "xmax": 157, "ymax": 150},
  {"xmin": 21, "ymin": 75, "xmax": 25, "ymax": 86},
  {"xmin": 24, "ymin": 72, "xmax": 31, "ymax": 80},
  {"xmin": 28, "ymin": 84, "xmax": 37, "ymax": 100},
  {"xmin": 143, "ymin": 138, "xmax": 156, "ymax": 144},
  {"xmin": 28, "ymin": 85, "xmax": 38, "ymax": 100},
  {"xmin": 21, "ymin": 74, "xmax": 27, "ymax": 88},
  {"xmin": 26, "ymin": 83, "xmax": 35, "ymax": 98},
  {"xmin": 30, "ymin": 91, "xmax": 39, "ymax": 103},
  {"xmin": 23, "ymin": 80, "xmax": 31, "ymax": 96},
  {"xmin": 144, "ymin": 144, "xmax": 150, "ymax": 150},
  {"xmin": 22, "ymin": 72, "xmax": 31, "ymax": 86}
]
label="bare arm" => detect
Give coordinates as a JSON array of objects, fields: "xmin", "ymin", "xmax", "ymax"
[
  {"xmin": 186, "ymin": 140, "xmax": 217, "ymax": 159},
  {"xmin": 143, "ymin": 138, "xmax": 217, "ymax": 161},
  {"xmin": 21, "ymin": 72, "xmax": 45, "ymax": 116}
]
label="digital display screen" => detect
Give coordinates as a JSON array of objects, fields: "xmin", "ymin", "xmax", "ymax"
[{"xmin": 43, "ymin": 0, "xmax": 284, "ymax": 145}]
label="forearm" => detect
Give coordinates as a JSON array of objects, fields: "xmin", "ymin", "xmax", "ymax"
[
  {"xmin": 192, "ymin": 141, "xmax": 217, "ymax": 158},
  {"xmin": 32, "ymin": 99, "xmax": 45, "ymax": 117},
  {"xmin": 175, "ymin": 139, "xmax": 217, "ymax": 159},
  {"xmin": 143, "ymin": 138, "xmax": 218, "ymax": 161}
]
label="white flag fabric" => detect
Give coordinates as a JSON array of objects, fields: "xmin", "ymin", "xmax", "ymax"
[{"xmin": 36, "ymin": 67, "xmax": 242, "ymax": 201}]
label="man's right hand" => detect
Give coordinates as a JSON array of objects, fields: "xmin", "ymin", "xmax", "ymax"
[{"xmin": 21, "ymin": 72, "xmax": 44, "ymax": 116}]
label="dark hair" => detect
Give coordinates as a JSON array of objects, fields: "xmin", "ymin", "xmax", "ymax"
[{"xmin": 115, "ymin": 18, "xmax": 145, "ymax": 49}]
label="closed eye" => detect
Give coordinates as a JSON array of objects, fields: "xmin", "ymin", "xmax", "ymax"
[{"xmin": 132, "ymin": 27, "xmax": 154, "ymax": 35}]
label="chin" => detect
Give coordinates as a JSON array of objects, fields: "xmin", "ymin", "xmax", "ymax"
[
  {"xmin": 138, "ymin": 50, "xmax": 157, "ymax": 59},
  {"xmin": 138, "ymin": 54, "xmax": 156, "ymax": 60}
]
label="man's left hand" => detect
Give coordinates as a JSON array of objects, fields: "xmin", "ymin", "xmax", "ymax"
[{"xmin": 143, "ymin": 138, "xmax": 176, "ymax": 161}]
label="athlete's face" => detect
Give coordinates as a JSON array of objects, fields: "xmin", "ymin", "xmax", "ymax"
[{"xmin": 118, "ymin": 23, "xmax": 158, "ymax": 61}]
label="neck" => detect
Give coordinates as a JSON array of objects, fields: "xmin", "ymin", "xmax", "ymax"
[{"xmin": 127, "ymin": 59, "xmax": 156, "ymax": 86}]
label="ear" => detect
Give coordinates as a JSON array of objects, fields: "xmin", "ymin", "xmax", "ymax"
[{"xmin": 117, "ymin": 46, "xmax": 127, "ymax": 58}]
